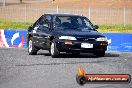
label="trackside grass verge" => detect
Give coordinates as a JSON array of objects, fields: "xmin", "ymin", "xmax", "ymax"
[
  {"xmin": 0, "ymin": 21, "xmax": 32, "ymax": 30},
  {"xmin": 99, "ymin": 24, "xmax": 132, "ymax": 33},
  {"xmin": 0, "ymin": 21, "xmax": 132, "ymax": 33}
]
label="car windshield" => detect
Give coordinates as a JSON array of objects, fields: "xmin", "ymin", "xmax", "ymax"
[{"xmin": 54, "ymin": 16, "xmax": 95, "ymax": 31}]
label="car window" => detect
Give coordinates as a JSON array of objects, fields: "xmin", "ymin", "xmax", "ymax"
[
  {"xmin": 38, "ymin": 17, "xmax": 46, "ymax": 26},
  {"xmin": 83, "ymin": 18, "xmax": 93, "ymax": 29},
  {"xmin": 54, "ymin": 16, "xmax": 94, "ymax": 31},
  {"xmin": 45, "ymin": 15, "xmax": 52, "ymax": 22},
  {"xmin": 37, "ymin": 16, "xmax": 49, "ymax": 29}
]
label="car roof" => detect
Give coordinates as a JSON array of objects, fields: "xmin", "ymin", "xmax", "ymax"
[{"xmin": 44, "ymin": 13, "xmax": 84, "ymax": 17}]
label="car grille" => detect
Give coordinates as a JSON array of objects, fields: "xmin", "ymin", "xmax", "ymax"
[{"xmin": 76, "ymin": 38, "xmax": 96, "ymax": 41}]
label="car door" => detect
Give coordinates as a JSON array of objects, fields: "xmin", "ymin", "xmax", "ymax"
[
  {"xmin": 31, "ymin": 16, "xmax": 43, "ymax": 48},
  {"xmin": 37, "ymin": 15, "xmax": 51, "ymax": 50}
]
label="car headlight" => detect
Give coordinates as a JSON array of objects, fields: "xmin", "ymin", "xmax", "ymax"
[
  {"xmin": 59, "ymin": 36, "xmax": 77, "ymax": 40},
  {"xmin": 96, "ymin": 37, "xmax": 107, "ymax": 41}
]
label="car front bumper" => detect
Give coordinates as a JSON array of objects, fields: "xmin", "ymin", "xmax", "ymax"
[{"xmin": 55, "ymin": 39, "xmax": 108, "ymax": 53}]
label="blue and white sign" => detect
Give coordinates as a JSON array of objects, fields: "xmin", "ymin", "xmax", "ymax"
[
  {"xmin": 0, "ymin": 30, "xmax": 27, "ymax": 48},
  {"xmin": 104, "ymin": 33, "xmax": 132, "ymax": 52}
]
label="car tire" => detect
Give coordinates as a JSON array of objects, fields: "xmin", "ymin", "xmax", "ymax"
[
  {"xmin": 28, "ymin": 37, "xmax": 38, "ymax": 55},
  {"xmin": 50, "ymin": 41, "xmax": 59, "ymax": 58},
  {"xmin": 94, "ymin": 51, "xmax": 105, "ymax": 57}
]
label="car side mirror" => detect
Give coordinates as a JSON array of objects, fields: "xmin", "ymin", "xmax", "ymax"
[
  {"xmin": 28, "ymin": 26, "xmax": 33, "ymax": 32},
  {"xmin": 94, "ymin": 25, "xmax": 99, "ymax": 29}
]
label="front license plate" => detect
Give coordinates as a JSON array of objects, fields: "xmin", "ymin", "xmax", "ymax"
[{"xmin": 81, "ymin": 43, "xmax": 93, "ymax": 48}]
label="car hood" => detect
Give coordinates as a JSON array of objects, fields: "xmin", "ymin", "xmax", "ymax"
[{"xmin": 52, "ymin": 30, "xmax": 105, "ymax": 38}]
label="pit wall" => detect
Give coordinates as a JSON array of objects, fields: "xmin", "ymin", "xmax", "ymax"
[{"xmin": 0, "ymin": 30, "xmax": 132, "ymax": 52}]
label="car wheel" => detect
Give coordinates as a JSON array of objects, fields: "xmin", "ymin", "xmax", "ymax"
[
  {"xmin": 50, "ymin": 41, "xmax": 59, "ymax": 58},
  {"xmin": 94, "ymin": 51, "xmax": 105, "ymax": 57},
  {"xmin": 28, "ymin": 38, "xmax": 38, "ymax": 55}
]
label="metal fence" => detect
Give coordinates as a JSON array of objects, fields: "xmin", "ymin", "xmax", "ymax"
[{"xmin": 0, "ymin": 5, "xmax": 132, "ymax": 25}]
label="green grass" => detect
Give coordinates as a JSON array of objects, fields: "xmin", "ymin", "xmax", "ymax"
[
  {"xmin": 0, "ymin": 21, "xmax": 132, "ymax": 33},
  {"xmin": 0, "ymin": 21, "xmax": 32, "ymax": 30},
  {"xmin": 99, "ymin": 24, "xmax": 132, "ymax": 33}
]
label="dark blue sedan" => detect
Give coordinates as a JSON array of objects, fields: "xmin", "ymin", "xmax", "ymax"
[{"xmin": 27, "ymin": 14, "xmax": 108, "ymax": 58}]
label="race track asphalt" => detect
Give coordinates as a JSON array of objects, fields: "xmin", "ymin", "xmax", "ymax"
[{"xmin": 0, "ymin": 48, "xmax": 132, "ymax": 88}]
